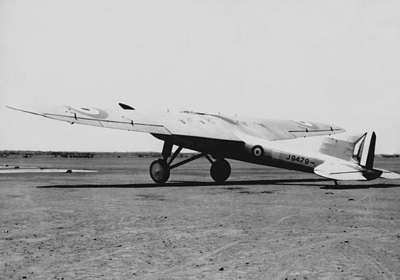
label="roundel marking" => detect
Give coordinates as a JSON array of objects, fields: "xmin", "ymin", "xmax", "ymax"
[
  {"xmin": 67, "ymin": 107, "xmax": 109, "ymax": 119},
  {"xmin": 252, "ymin": 145, "xmax": 264, "ymax": 157}
]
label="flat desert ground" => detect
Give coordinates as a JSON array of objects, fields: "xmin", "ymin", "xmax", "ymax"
[{"xmin": 1, "ymin": 155, "xmax": 400, "ymax": 280}]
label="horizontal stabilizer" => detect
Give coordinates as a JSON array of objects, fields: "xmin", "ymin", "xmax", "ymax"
[
  {"xmin": 314, "ymin": 162, "xmax": 369, "ymax": 181},
  {"xmin": 375, "ymin": 169, "xmax": 400, "ymax": 180},
  {"xmin": 314, "ymin": 162, "xmax": 384, "ymax": 181}
]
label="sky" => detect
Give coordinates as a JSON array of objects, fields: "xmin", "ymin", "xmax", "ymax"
[{"xmin": 1, "ymin": 0, "xmax": 399, "ymax": 153}]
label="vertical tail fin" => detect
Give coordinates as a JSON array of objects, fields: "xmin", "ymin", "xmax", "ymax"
[
  {"xmin": 319, "ymin": 131, "xmax": 377, "ymax": 169},
  {"xmin": 354, "ymin": 131, "xmax": 376, "ymax": 169},
  {"xmin": 319, "ymin": 134, "xmax": 362, "ymax": 161}
]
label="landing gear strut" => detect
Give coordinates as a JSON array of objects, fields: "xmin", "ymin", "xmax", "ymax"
[{"xmin": 149, "ymin": 140, "xmax": 231, "ymax": 184}]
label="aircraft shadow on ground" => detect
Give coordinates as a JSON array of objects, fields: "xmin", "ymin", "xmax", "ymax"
[
  {"xmin": 37, "ymin": 178, "xmax": 327, "ymax": 189},
  {"xmin": 320, "ymin": 183, "xmax": 400, "ymax": 190},
  {"xmin": 37, "ymin": 178, "xmax": 400, "ymax": 189}
]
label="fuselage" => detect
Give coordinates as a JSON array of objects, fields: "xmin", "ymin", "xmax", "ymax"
[{"xmin": 153, "ymin": 133, "xmax": 348, "ymax": 176}]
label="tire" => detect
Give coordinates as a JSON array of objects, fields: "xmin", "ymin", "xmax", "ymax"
[
  {"xmin": 149, "ymin": 159, "xmax": 170, "ymax": 184},
  {"xmin": 210, "ymin": 159, "xmax": 231, "ymax": 183}
]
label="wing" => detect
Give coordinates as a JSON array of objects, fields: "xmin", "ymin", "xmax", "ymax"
[
  {"xmin": 7, "ymin": 104, "xmax": 344, "ymax": 142},
  {"xmin": 7, "ymin": 104, "xmax": 242, "ymax": 141},
  {"xmin": 195, "ymin": 113, "xmax": 345, "ymax": 141}
]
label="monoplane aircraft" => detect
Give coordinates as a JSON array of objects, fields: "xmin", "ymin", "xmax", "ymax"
[{"xmin": 8, "ymin": 104, "xmax": 400, "ymax": 184}]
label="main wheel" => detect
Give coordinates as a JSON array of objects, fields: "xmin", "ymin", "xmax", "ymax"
[
  {"xmin": 150, "ymin": 159, "xmax": 170, "ymax": 184},
  {"xmin": 210, "ymin": 159, "xmax": 231, "ymax": 183}
]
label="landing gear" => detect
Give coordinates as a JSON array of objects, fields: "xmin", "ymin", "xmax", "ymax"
[
  {"xmin": 148, "ymin": 140, "xmax": 232, "ymax": 184},
  {"xmin": 149, "ymin": 159, "xmax": 170, "ymax": 184},
  {"xmin": 210, "ymin": 159, "xmax": 231, "ymax": 183}
]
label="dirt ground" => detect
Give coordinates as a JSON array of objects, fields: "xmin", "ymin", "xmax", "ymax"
[{"xmin": 1, "ymin": 155, "xmax": 400, "ymax": 280}]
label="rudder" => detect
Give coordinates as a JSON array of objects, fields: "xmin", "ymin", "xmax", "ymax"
[{"xmin": 355, "ymin": 131, "xmax": 376, "ymax": 169}]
